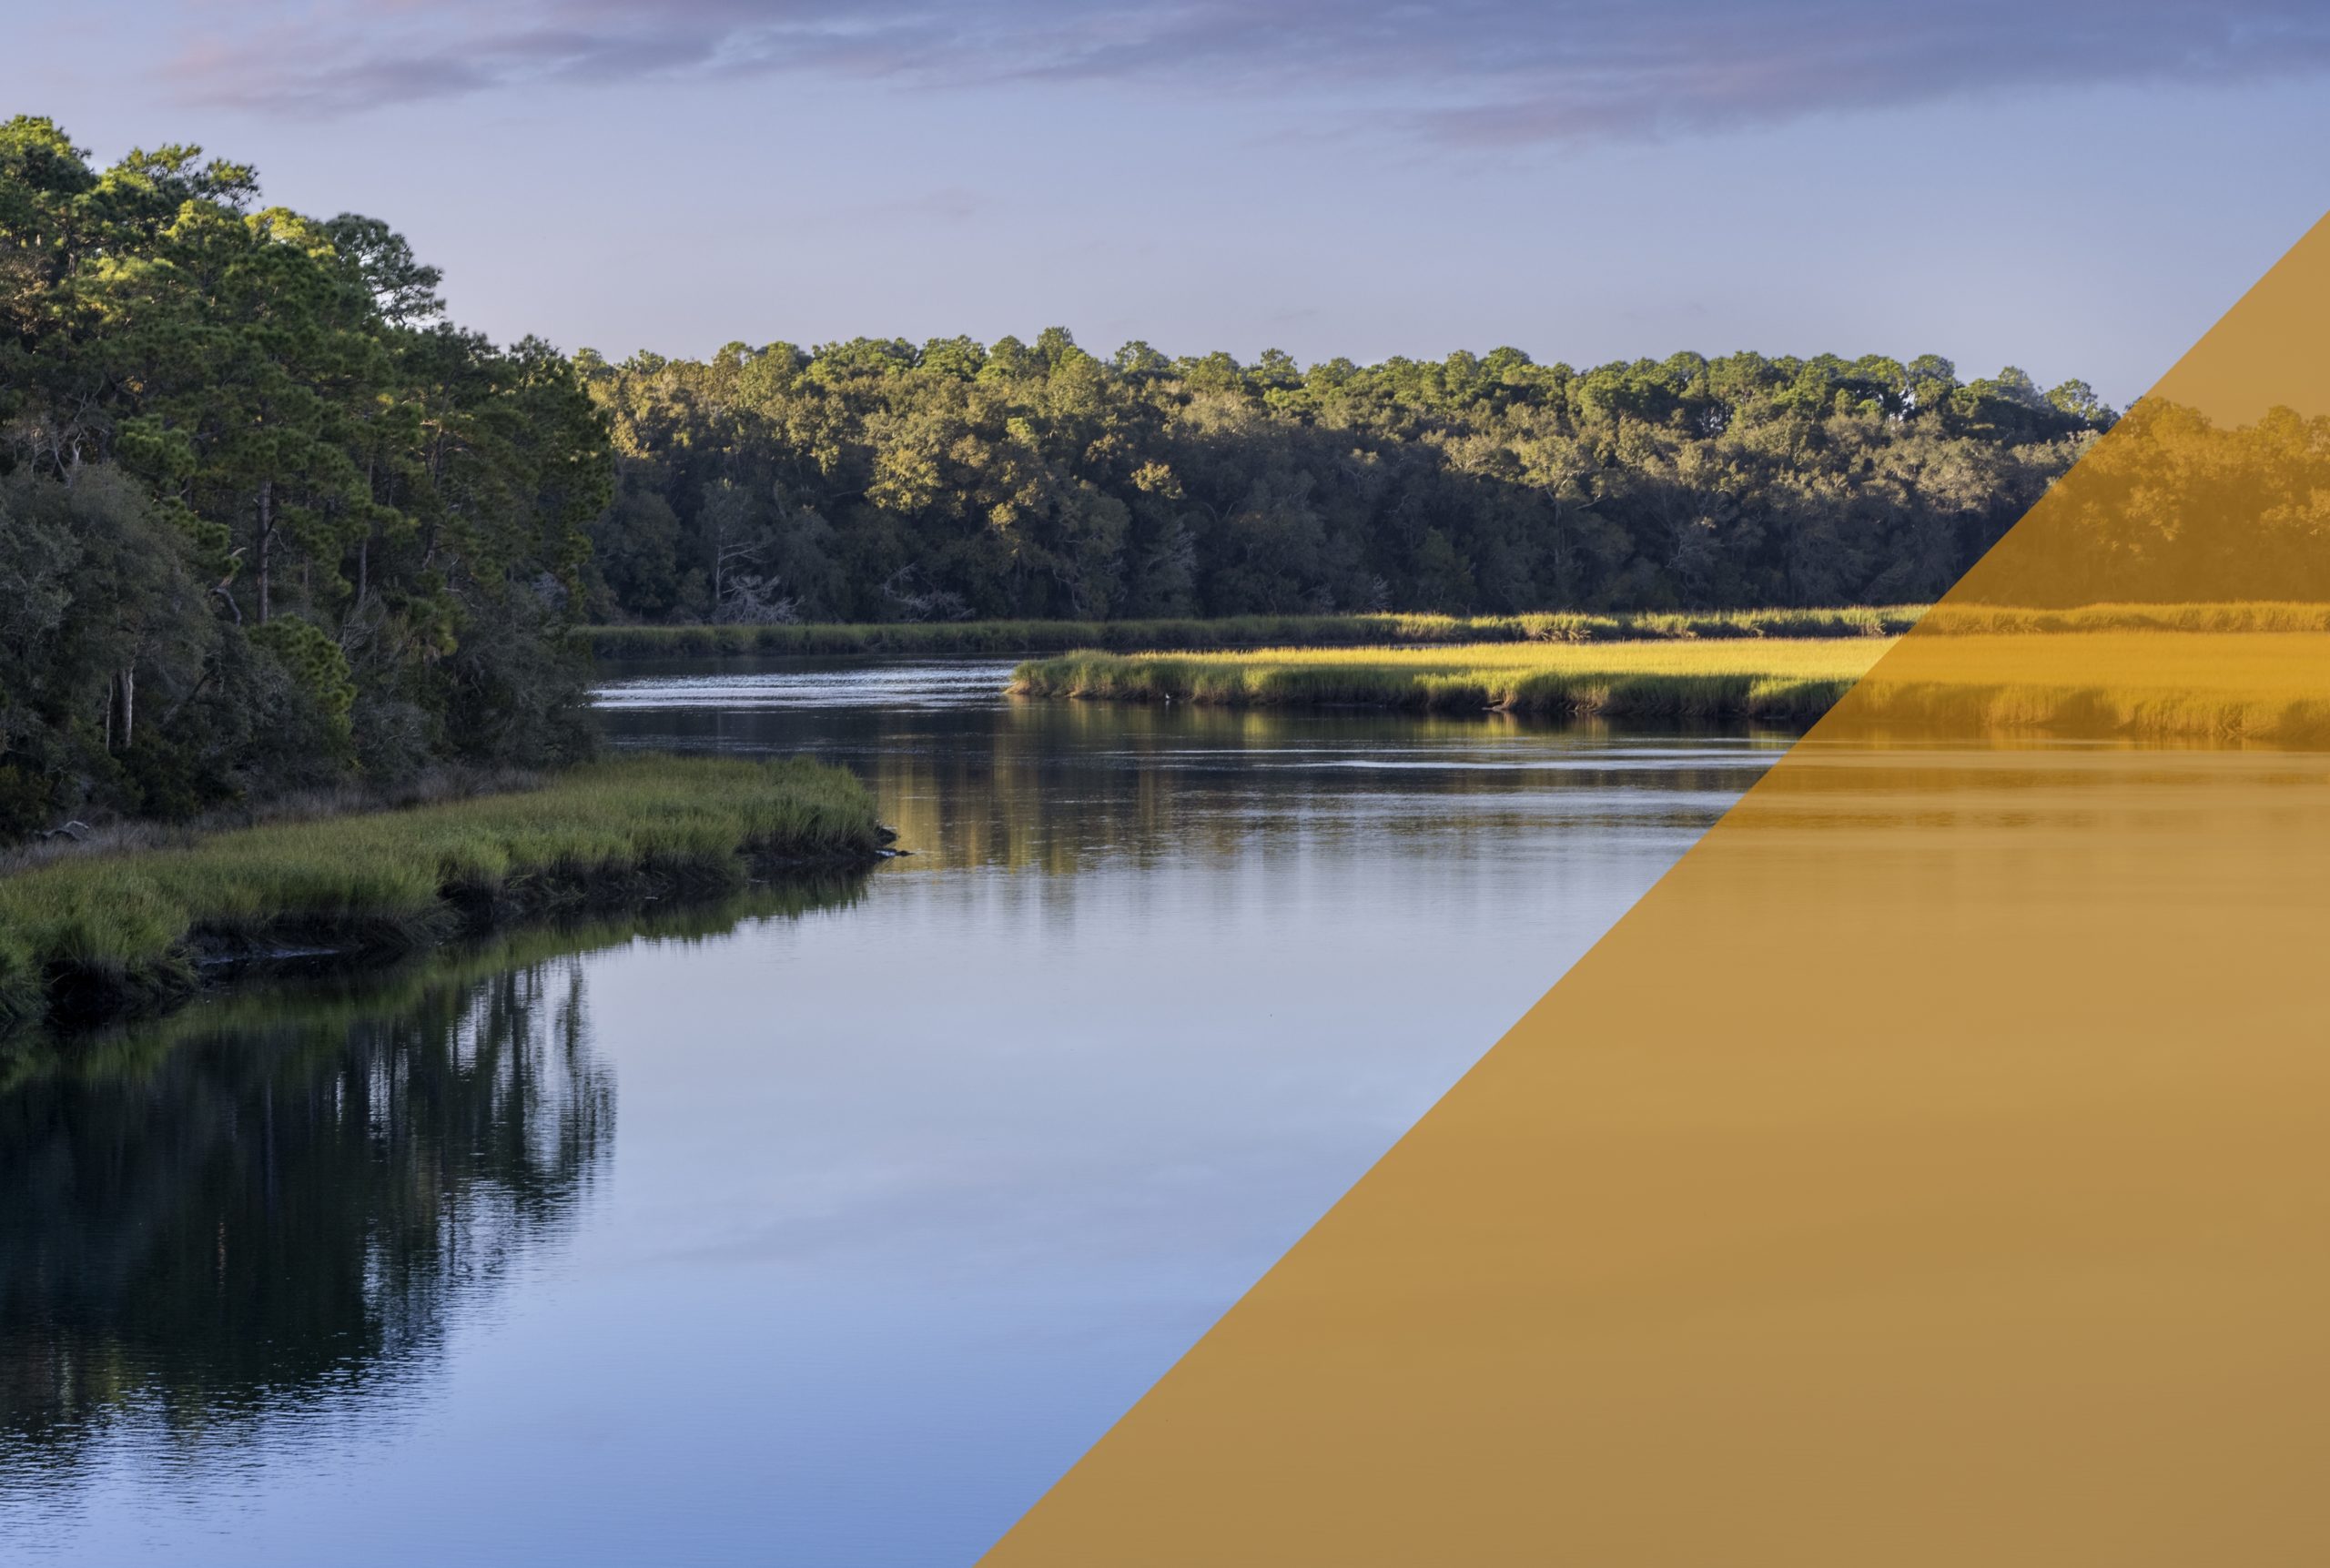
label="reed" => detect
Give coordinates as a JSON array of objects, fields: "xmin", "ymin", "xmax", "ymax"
[{"xmin": 0, "ymin": 755, "xmax": 884, "ymax": 1036}]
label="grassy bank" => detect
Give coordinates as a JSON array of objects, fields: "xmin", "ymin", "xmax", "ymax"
[
  {"xmin": 1011, "ymin": 641, "xmax": 1888, "ymax": 724},
  {"xmin": 586, "ymin": 607, "xmax": 1924, "ymax": 659},
  {"xmin": 0, "ymin": 756, "xmax": 885, "ymax": 1036},
  {"xmin": 0, "ymin": 872, "xmax": 871, "ymax": 1088}
]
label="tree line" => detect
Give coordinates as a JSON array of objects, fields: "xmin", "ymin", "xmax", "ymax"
[
  {"xmin": 1, "ymin": 117, "xmax": 608, "ymax": 839},
  {"xmin": 577, "ymin": 331, "xmax": 2113, "ymax": 628},
  {"xmin": 3, "ymin": 113, "xmax": 2135, "ymax": 842}
]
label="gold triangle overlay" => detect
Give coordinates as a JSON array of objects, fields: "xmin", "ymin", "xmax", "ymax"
[{"xmin": 981, "ymin": 214, "xmax": 2330, "ymax": 1565}]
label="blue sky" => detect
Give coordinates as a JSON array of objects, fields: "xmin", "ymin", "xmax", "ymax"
[{"xmin": 11, "ymin": 1, "xmax": 2330, "ymax": 404}]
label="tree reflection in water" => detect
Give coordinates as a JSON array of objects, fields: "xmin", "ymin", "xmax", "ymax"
[{"xmin": 0, "ymin": 875, "xmax": 864, "ymax": 1481}]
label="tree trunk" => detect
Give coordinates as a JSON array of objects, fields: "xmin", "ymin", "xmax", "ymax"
[
  {"xmin": 121, "ymin": 667, "xmax": 135, "ymax": 750},
  {"xmin": 359, "ymin": 456, "xmax": 374, "ymax": 606},
  {"xmin": 257, "ymin": 478, "xmax": 274, "ymax": 623}
]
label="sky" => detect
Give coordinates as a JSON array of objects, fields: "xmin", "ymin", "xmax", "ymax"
[{"xmin": 9, "ymin": 1, "xmax": 2330, "ymax": 406}]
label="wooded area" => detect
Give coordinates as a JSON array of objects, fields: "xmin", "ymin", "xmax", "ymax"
[
  {"xmin": 1, "ymin": 117, "xmax": 608, "ymax": 838},
  {"xmin": 3, "ymin": 114, "xmax": 2135, "ymax": 841},
  {"xmin": 578, "ymin": 333, "xmax": 2111, "ymax": 626}
]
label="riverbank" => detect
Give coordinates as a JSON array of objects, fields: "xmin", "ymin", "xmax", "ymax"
[
  {"xmin": 0, "ymin": 755, "xmax": 886, "ymax": 1037},
  {"xmin": 1009, "ymin": 641, "xmax": 1887, "ymax": 723},
  {"xmin": 0, "ymin": 871, "xmax": 873, "ymax": 1089},
  {"xmin": 590, "ymin": 602, "xmax": 2330, "ymax": 661},
  {"xmin": 586, "ymin": 607, "xmax": 1922, "ymax": 659}
]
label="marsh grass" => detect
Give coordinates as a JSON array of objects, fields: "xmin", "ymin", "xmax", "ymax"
[
  {"xmin": 0, "ymin": 756, "xmax": 884, "ymax": 1035},
  {"xmin": 0, "ymin": 871, "xmax": 872, "ymax": 1092},
  {"xmin": 1843, "ymin": 628, "xmax": 2330, "ymax": 744},
  {"xmin": 0, "ymin": 765, "xmax": 542, "ymax": 878},
  {"xmin": 592, "ymin": 603, "xmax": 2330, "ymax": 660},
  {"xmin": 1010, "ymin": 640, "xmax": 1887, "ymax": 724},
  {"xmin": 1916, "ymin": 602, "xmax": 2330, "ymax": 636},
  {"xmin": 586, "ymin": 607, "xmax": 1925, "ymax": 659},
  {"xmin": 1017, "ymin": 615, "xmax": 2330, "ymax": 744}
]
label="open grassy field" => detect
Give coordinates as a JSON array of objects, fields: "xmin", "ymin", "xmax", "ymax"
[
  {"xmin": 586, "ymin": 606, "xmax": 1924, "ymax": 659},
  {"xmin": 0, "ymin": 755, "xmax": 884, "ymax": 1036},
  {"xmin": 1011, "ymin": 640, "xmax": 1889, "ymax": 723}
]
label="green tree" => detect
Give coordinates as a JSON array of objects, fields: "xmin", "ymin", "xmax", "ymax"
[{"xmin": 0, "ymin": 118, "xmax": 613, "ymax": 837}]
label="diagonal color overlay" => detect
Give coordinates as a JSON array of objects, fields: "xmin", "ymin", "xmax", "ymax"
[{"xmin": 981, "ymin": 215, "xmax": 2330, "ymax": 1563}]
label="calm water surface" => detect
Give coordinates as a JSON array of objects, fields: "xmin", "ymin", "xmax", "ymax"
[{"xmin": 2, "ymin": 659, "xmax": 1783, "ymax": 1565}]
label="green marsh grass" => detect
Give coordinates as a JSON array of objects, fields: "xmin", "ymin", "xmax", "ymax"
[
  {"xmin": 0, "ymin": 872, "xmax": 871, "ymax": 1091},
  {"xmin": 0, "ymin": 755, "xmax": 883, "ymax": 1035},
  {"xmin": 1010, "ymin": 640, "xmax": 1889, "ymax": 724}
]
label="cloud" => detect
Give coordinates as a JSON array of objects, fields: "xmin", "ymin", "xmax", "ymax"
[{"xmin": 158, "ymin": 0, "xmax": 2330, "ymax": 142}]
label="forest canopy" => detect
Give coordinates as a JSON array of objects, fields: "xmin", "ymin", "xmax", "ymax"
[
  {"xmin": 1, "ymin": 116, "xmax": 609, "ymax": 839},
  {"xmin": 576, "ymin": 331, "xmax": 2113, "ymax": 627}
]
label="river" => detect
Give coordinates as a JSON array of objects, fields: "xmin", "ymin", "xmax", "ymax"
[{"xmin": 0, "ymin": 658, "xmax": 1783, "ymax": 1565}]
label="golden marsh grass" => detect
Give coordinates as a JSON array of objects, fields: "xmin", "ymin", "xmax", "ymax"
[{"xmin": 1015, "ymin": 614, "xmax": 2330, "ymax": 744}]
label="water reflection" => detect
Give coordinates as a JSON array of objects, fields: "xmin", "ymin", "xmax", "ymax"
[
  {"xmin": 600, "ymin": 658, "xmax": 1790, "ymax": 878},
  {"xmin": 0, "ymin": 880, "xmax": 864, "ymax": 1514},
  {"xmin": 4, "ymin": 663, "xmax": 1778, "ymax": 1565},
  {"xmin": 0, "ymin": 962, "xmax": 603, "ymax": 1475}
]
